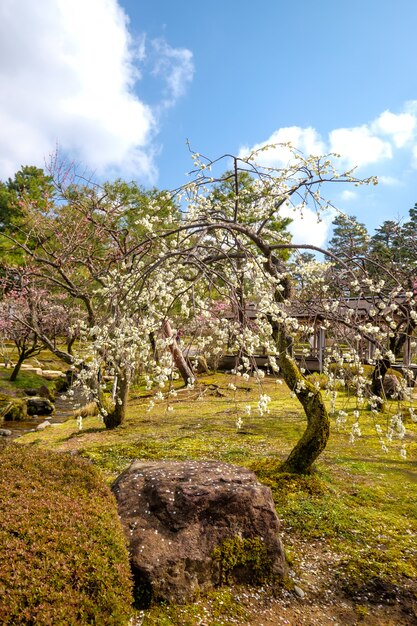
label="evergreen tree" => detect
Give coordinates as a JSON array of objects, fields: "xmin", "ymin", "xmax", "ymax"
[
  {"xmin": 327, "ymin": 214, "xmax": 369, "ymax": 295},
  {"xmin": 369, "ymin": 207, "xmax": 417, "ymax": 281},
  {"xmin": 328, "ymin": 213, "xmax": 369, "ymax": 261},
  {"xmin": 0, "ymin": 166, "xmax": 55, "ymax": 231},
  {"xmin": 400, "ymin": 205, "xmax": 417, "ymax": 270}
]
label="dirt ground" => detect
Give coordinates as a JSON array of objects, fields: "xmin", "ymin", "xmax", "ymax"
[{"xmin": 234, "ymin": 533, "xmax": 417, "ymax": 626}]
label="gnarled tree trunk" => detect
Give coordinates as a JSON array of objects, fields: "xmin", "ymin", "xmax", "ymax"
[
  {"xmin": 275, "ymin": 325, "xmax": 330, "ymax": 474},
  {"xmin": 370, "ymin": 357, "xmax": 391, "ymax": 412},
  {"xmin": 267, "ymin": 256, "xmax": 330, "ymax": 474}
]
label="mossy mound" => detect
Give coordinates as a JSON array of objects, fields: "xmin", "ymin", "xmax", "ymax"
[
  {"xmin": 0, "ymin": 442, "xmax": 133, "ymax": 625},
  {"xmin": 0, "ymin": 393, "xmax": 27, "ymax": 421}
]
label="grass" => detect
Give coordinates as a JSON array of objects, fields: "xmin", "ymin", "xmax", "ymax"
[
  {"xmin": 9, "ymin": 370, "xmax": 417, "ymax": 624},
  {"xmin": 0, "ymin": 368, "xmax": 58, "ymax": 394}
]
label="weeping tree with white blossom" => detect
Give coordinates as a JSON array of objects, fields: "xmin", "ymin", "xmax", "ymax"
[
  {"xmin": 4, "ymin": 146, "xmax": 415, "ymax": 473},
  {"xmin": 78, "ymin": 145, "xmax": 380, "ymax": 472}
]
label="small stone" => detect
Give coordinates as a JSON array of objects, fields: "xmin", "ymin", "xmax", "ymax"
[
  {"xmin": 294, "ymin": 585, "xmax": 305, "ymax": 599},
  {"xmin": 0, "ymin": 428, "xmax": 12, "ymax": 437}
]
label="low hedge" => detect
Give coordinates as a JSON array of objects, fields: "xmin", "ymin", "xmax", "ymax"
[{"xmin": 0, "ymin": 442, "xmax": 133, "ymax": 625}]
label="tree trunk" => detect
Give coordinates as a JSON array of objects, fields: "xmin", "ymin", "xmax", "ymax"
[
  {"xmin": 67, "ymin": 335, "xmax": 76, "ymax": 355},
  {"xmin": 370, "ymin": 357, "xmax": 391, "ymax": 412},
  {"xmin": 274, "ymin": 324, "xmax": 330, "ymax": 474},
  {"xmin": 162, "ymin": 320, "xmax": 194, "ymax": 385},
  {"xmin": 35, "ymin": 330, "xmax": 75, "ymax": 365},
  {"xmin": 149, "ymin": 332, "xmax": 159, "ymax": 362},
  {"xmin": 265, "ymin": 255, "xmax": 330, "ymax": 474},
  {"xmin": 9, "ymin": 353, "xmax": 26, "ymax": 382},
  {"xmin": 103, "ymin": 373, "xmax": 129, "ymax": 429}
]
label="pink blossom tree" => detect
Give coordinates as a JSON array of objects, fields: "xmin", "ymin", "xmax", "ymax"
[{"xmin": 0, "ymin": 275, "xmax": 71, "ymax": 381}]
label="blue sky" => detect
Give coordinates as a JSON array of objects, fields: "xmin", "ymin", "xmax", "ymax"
[{"xmin": 1, "ymin": 0, "xmax": 417, "ymax": 245}]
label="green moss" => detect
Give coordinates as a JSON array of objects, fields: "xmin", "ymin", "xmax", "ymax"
[
  {"xmin": 354, "ymin": 604, "xmax": 369, "ymax": 620},
  {"xmin": 212, "ymin": 536, "xmax": 275, "ymax": 585},
  {"xmin": 0, "ymin": 442, "xmax": 133, "ymax": 625},
  {"xmin": 205, "ymin": 587, "xmax": 249, "ymax": 623},
  {"xmin": 306, "ymin": 372, "xmax": 329, "ymax": 389},
  {"xmin": 0, "ymin": 393, "xmax": 27, "ymax": 420},
  {"xmin": 339, "ymin": 543, "xmax": 417, "ymax": 593},
  {"xmin": 53, "ymin": 376, "xmax": 70, "ymax": 393},
  {"xmin": 142, "ymin": 587, "xmax": 249, "ymax": 626},
  {"xmin": 248, "ymin": 458, "xmax": 326, "ymax": 502},
  {"xmin": 83, "ymin": 440, "xmax": 172, "ymax": 475}
]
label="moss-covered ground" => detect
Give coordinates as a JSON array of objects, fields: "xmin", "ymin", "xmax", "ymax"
[
  {"xmin": 3, "ymin": 369, "xmax": 417, "ymax": 624},
  {"xmin": 0, "ymin": 365, "xmax": 417, "ymax": 626}
]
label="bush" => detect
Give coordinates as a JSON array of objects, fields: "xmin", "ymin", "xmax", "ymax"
[{"xmin": 0, "ymin": 442, "xmax": 133, "ymax": 625}]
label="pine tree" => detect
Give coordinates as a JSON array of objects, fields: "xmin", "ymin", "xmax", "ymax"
[{"xmin": 328, "ymin": 213, "xmax": 369, "ymax": 260}]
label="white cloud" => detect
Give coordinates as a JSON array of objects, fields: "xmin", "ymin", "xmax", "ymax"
[
  {"xmin": 340, "ymin": 190, "xmax": 357, "ymax": 201},
  {"xmin": 378, "ymin": 175, "xmax": 402, "ymax": 186},
  {"xmin": 239, "ymin": 103, "xmax": 417, "ymax": 243},
  {"xmin": 372, "ymin": 110, "xmax": 416, "ymax": 147},
  {"xmin": 0, "ymin": 0, "xmax": 193, "ymax": 181},
  {"xmin": 241, "ymin": 105, "xmax": 417, "ymax": 175},
  {"xmin": 281, "ymin": 205, "xmax": 333, "ymax": 248},
  {"xmin": 151, "ymin": 39, "xmax": 194, "ymax": 107},
  {"xmin": 329, "ymin": 126, "xmax": 392, "ymax": 169},
  {"xmin": 240, "ymin": 126, "xmax": 325, "ymax": 168}
]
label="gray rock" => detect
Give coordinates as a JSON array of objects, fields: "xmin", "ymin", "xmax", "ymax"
[
  {"xmin": 41, "ymin": 370, "xmax": 65, "ymax": 380},
  {"xmin": 36, "ymin": 421, "xmax": 52, "ymax": 431},
  {"xmin": 112, "ymin": 460, "xmax": 287, "ymax": 606},
  {"xmin": 23, "ymin": 388, "xmax": 39, "ymax": 397},
  {"xmin": 27, "ymin": 397, "xmax": 54, "ymax": 416},
  {"xmin": 0, "ymin": 428, "xmax": 12, "ymax": 436},
  {"xmin": 383, "ymin": 374, "xmax": 404, "ymax": 399},
  {"xmin": 38, "ymin": 385, "xmax": 54, "ymax": 401},
  {"xmin": 294, "ymin": 585, "xmax": 305, "ymax": 598}
]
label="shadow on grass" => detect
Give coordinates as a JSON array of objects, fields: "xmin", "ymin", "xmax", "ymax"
[
  {"xmin": 335, "ymin": 455, "xmax": 417, "ymax": 481},
  {"xmin": 67, "ymin": 426, "xmax": 106, "ymax": 438}
]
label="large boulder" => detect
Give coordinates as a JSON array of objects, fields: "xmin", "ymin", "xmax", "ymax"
[
  {"xmin": 112, "ymin": 460, "xmax": 287, "ymax": 606},
  {"xmin": 26, "ymin": 396, "xmax": 54, "ymax": 416},
  {"xmin": 54, "ymin": 369, "xmax": 76, "ymax": 393}
]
